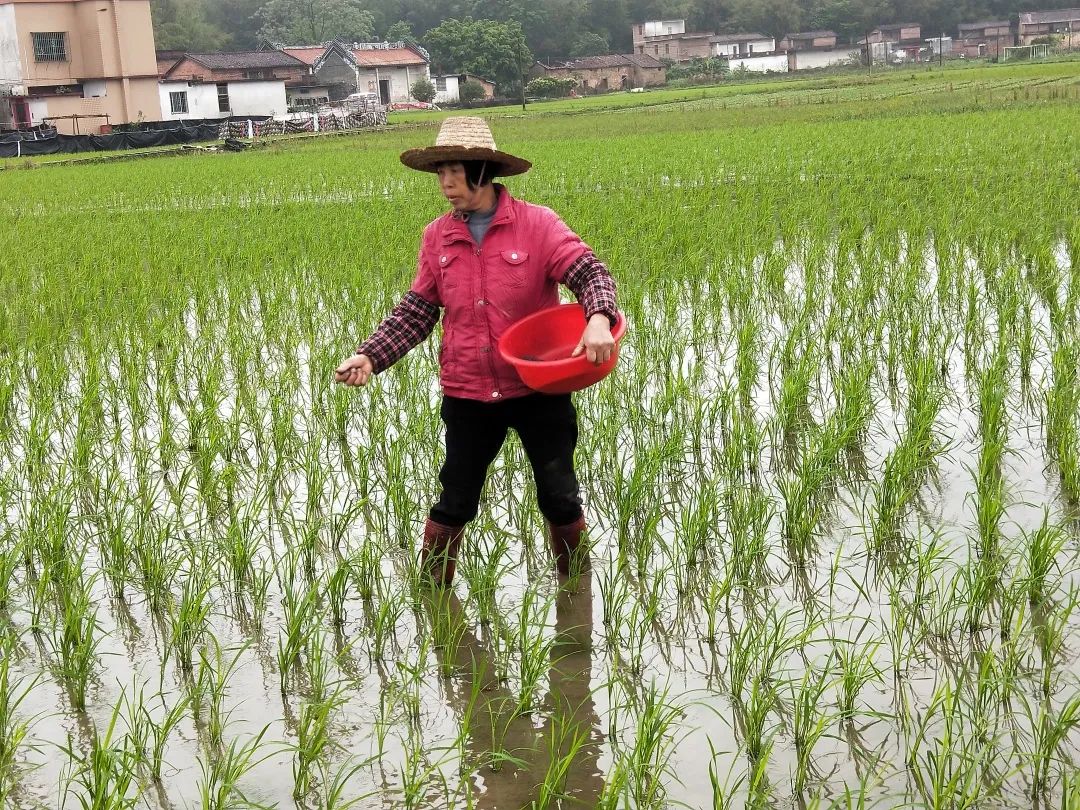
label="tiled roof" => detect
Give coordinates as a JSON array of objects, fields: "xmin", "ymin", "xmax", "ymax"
[
  {"xmin": 710, "ymin": 32, "xmax": 770, "ymax": 43},
  {"xmin": 182, "ymin": 51, "xmax": 307, "ymax": 70},
  {"xmin": 351, "ymin": 47, "xmax": 428, "ymax": 66},
  {"xmin": 784, "ymin": 30, "xmax": 837, "ymax": 39},
  {"xmin": 541, "ymin": 53, "xmax": 665, "ymax": 70},
  {"xmin": 281, "ymin": 46, "xmax": 327, "ymax": 65},
  {"xmin": 1019, "ymin": 9, "xmax": 1080, "ymax": 24},
  {"xmin": 642, "ymin": 32, "xmax": 712, "ymax": 41},
  {"xmin": 957, "ymin": 20, "xmax": 1010, "ymax": 32}
]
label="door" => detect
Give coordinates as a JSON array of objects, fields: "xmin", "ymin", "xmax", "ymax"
[
  {"xmin": 11, "ymin": 97, "xmax": 30, "ymax": 128},
  {"xmin": 378, "ymin": 79, "xmax": 390, "ymax": 105}
]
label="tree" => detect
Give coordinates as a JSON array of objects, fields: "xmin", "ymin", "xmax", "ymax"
[
  {"xmin": 570, "ymin": 31, "xmax": 610, "ymax": 56},
  {"xmin": 385, "ymin": 20, "xmax": 418, "ymax": 44},
  {"xmin": 411, "ymin": 77, "xmax": 437, "ymax": 102},
  {"xmin": 151, "ymin": 0, "xmax": 229, "ymax": 50},
  {"xmin": 424, "ymin": 18, "xmax": 531, "ymax": 90},
  {"xmin": 257, "ymin": 0, "xmax": 375, "ymax": 43},
  {"xmin": 459, "ymin": 78, "xmax": 488, "ymax": 106}
]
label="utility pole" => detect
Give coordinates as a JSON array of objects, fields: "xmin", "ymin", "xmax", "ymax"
[{"xmin": 939, "ymin": 32, "xmax": 944, "ymax": 67}]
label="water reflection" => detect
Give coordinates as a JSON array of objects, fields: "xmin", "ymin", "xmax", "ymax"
[{"xmin": 425, "ymin": 576, "xmax": 604, "ymax": 808}]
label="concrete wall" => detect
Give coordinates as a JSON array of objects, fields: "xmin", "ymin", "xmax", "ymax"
[
  {"xmin": 11, "ymin": 0, "xmax": 157, "ymax": 83},
  {"xmin": 355, "ymin": 65, "xmax": 428, "ymax": 102},
  {"xmin": 159, "ymin": 81, "xmax": 217, "ymax": 119},
  {"xmin": 539, "ymin": 63, "xmax": 665, "ymax": 89},
  {"xmin": 728, "ymin": 53, "xmax": 789, "ymax": 72},
  {"xmin": 229, "ymin": 80, "xmax": 285, "ymax": 116},
  {"xmin": 792, "ymin": 48, "xmax": 859, "ymax": 69},
  {"xmin": 29, "ymin": 77, "xmax": 157, "ymax": 131},
  {"xmin": 0, "ymin": 4, "xmax": 19, "ymax": 85},
  {"xmin": 159, "ymin": 79, "xmax": 285, "ymax": 120},
  {"xmin": 433, "ymin": 74, "xmax": 459, "ymax": 104},
  {"xmin": 314, "ymin": 52, "xmax": 356, "ymax": 100},
  {"xmin": 713, "ymin": 38, "xmax": 775, "ymax": 57}
]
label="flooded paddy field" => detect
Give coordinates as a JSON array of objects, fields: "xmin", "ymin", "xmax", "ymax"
[{"xmin": 2, "ymin": 62, "xmax": 1080, "ymax": 808}]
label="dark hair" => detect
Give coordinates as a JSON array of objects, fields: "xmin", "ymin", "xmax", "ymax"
[{"xmin": 461, "ymin": 160, "xmax": 494, "ymax": 189}]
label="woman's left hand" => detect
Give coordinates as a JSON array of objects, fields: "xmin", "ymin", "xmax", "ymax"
[{"xmin": 572, "ymin": 314, "xmax": 616, "ymax": 365}]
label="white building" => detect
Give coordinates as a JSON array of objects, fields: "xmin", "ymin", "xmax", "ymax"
[
  {"xmin": 157, "ymin": 79, "xmax": 286, "ymax": 120},
  {"xmin": 431, "ymin": 73, "xmax": 495, "ymax": 104},
  {"xmin": 710, "ymin": 33, "xmax": 776, "ymax": 57}
]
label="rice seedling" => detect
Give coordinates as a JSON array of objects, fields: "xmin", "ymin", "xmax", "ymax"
[{"xmin": 3, "ymin": 61, "xmax": 1080, "ymax": 808}]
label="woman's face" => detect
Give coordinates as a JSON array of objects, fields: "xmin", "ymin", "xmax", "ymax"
[{"xmin": 436, "ymin": 162, "xmax": 487, "ymax": 212}]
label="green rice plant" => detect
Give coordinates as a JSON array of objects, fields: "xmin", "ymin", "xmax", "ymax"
[
  {"xmin": 314, "ymin": 756, "xmax": 378, "ymax": 810},
  {"xmin": 59, "ymin": 697, "xmax": 141, "ymax": 810},
  {"xmin": 1023, "ymin": 516, "xmax": 1067, "ymax": 607},
  {"xmin": 293, "ymin": 683, "xmax": 348, "ymax": 800},
  {"xmin": 196, "ymin": 639, "xmax": 248, "ymax": 749},
  {"xmin": 326, "ymin": 557, "xmax": 352, "ymax": 630},
  {"xmin": 513, "ymin": 584, "xmax": 558, "ymax": 717},
  {"xmin": 790, "ymin": 666, "xmax": 835, "ymax": 796},
  {"xmin": 736, "ymin": 674, "xmax": 778, "ymax": 767},
  {"xmin": 459, "ymin": 528, "xmax": 512, "ymax": 627},
  {"xmin": 170, "ymin": 569, "xmax": 212, "ymax": 677},
  {"xmin": 623, "ymin": 681, "xmax": 686, "ymax": 808},
  {"xmin": 197, "ymin": 726, "xmax": 275, "ymax": 810},
  {"xmin": 0, "ymin": 533, "xmax": 20, "ymax": 611},
  {"xmin": 277, "ymin": 571, "xmax": 319, "ymax": 693},
  {"xmin": 835, "ymin": 638, "xmax": 883, "ymax": 725},
  {"xmin": 530, "ymin": 708, "xmax": 591, "ymax": 809},
  {"xmin": 141, "ymin": 692, "xmax": 191, "ymax": 783},
  {"xmin": 0, "ymin": 648, "xmax": 38, "ymax": 804},
  {"xmin": 1020, "ymin": 690, "xmax": 1080, "ymax": 799},
  {"xmin": 706, "ymin": 737, "xmax": 743, "ymax": 809},
  {"xmin": 49, "ymin": 566, "xmax": 101, "ymax": 711}
]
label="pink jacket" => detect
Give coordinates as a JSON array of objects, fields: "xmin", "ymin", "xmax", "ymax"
[{"xmin": 409, "ymin": 186, "xmax": 592, "ymax": 401}]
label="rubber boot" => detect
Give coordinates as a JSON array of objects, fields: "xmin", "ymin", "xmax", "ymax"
[
  {"xmin": 421, "ymin": 519, "xmax": 465, "ymax": 587},
  {"xmin": 547, "ymin": 515, "xmax": 588, "ymax": 577}
]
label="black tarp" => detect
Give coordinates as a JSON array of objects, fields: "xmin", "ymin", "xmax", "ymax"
[{"xmin": 0, "ymin": 120, "xmax": 247, "ymax": 158}]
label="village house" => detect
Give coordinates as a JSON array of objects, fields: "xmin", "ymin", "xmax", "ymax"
[
  {"xmin": 158, "ymin": 51, "xmax": 308, "ymax": 120},
  {"xmin": 710, "ymin": 33, "xmax": 775, "ymax": 58},
  {"xmin": 778, "ymin": 31, "xmax": 839, "ymax": 51},
  {"xmin": 282, "ymin": 41, "xmax": 429, "ymax": 105},
  {"xmin": 632, "ymin": 20, "xmax": 713, "ymax": 61},
  {"xmin": 431, "ymin": 73, "xmax": 495, "ymax": 104},
  {"xmin": 532, "ymin": 54, "xmax": 666, "ymax": 92},
  {"xmin": 779, "ymin": 30, "xmax": 857, "ymax": 70},
  {"xmin": 955, "ymin": 20, "xmax": 1014, "ymax": 58},
  {"xmin": 0, "ymin": 0, "xmax": 162, "ymax": 133},
  {"xmin": 860, "ymin": 22, "xmax": 923, "ymax": 62},
  {"xmin": 1017, "ymin": 9, "xmax": 1080, "ymax": 46}
]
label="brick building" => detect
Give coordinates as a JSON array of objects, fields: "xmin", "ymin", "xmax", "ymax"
[{"xmin": 532, "ymin": 54, "xmax": 666, "ymax": 92}]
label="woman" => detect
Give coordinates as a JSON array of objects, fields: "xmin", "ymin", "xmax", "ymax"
[{"xmin": 335, "ymin": 116, "xmax": 618, "ymax": 585}]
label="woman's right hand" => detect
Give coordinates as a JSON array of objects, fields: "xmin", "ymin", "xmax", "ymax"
[{"xmin": 335, "ymin": 354, "xmax": 374, "ymax": 387}]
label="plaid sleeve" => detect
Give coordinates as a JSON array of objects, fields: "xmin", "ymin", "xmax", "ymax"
[
  {"xmin": 356, "ymin": 291, "xmax": 440, "ymax": 374},
  {"xmin": 563, "ymin": 252, "xmax": 618, "ymax": 327}
]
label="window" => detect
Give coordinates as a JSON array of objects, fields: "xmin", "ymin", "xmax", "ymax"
[
  {"xmin": 435, "ymin": 76, "xmax": 447, "ymax": 91},
  {"xmin": 32, "ymin": 32, "xmax": 67, "ymax": 62},
  {"xmin": 169, "ymin": 91, "xmax": 188, "ymax": 114},
  {"xmin": 244, "ymin": 69, "xmax": 271, "ymax": 80},
  {"xmin": 216, "ymin": 83, "xmax": 230, "ymax": 113},
  {"xmin": 664, "ymin": 43, "xmax": 669, "ymax": 54}
]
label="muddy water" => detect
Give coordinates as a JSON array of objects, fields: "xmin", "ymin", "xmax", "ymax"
[{"xmin": 6, "ymin": 246, "xmax": 1080, "ymax": 809}]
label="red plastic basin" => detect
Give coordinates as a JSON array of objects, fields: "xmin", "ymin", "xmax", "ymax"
[{"xmin": 498, "ymin": 303, "xmax": 628, "ymax": 394}]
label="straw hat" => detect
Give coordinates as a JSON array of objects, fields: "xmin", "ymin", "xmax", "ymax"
[{"xmin": 400, "ymin": 116, "xmax": 531, "ymax": 177}]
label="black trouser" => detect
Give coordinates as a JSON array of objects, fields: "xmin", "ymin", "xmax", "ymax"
[{"xmin": 429, "ymin": 393, "xmax": 583, "ymax": 528}]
